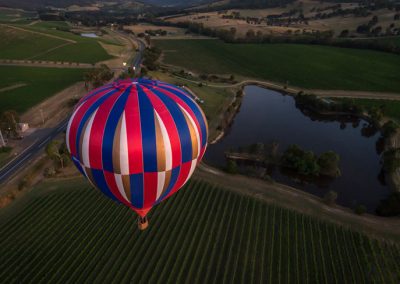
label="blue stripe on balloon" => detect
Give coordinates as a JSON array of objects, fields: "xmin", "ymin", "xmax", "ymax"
[
  {"xmin": 158, "ymin": 85, "xmax": 207, "ymax": 147},
  {"xmin": 151, "ymin": 88, "xmax": 192, "ymax": 164},
  {"xmin": 102, "ymin": 86, "xmax": 132, "ymax": 172},
  {"xmin": 78, "ymin": 84, "xmax": 113, "ymax": 107},
  {"xmin": 91, "ymin": 169, "xmax": 118, "ymax": 202},
  {"xmin": 75, "ymin": 88, "xmax": 120, "ymax": 160},
  {"xmin": 130, "ymin": 173, "xmax": 144, "ymax": 208},
  {"xmin": 157, "ymin": 166, "xmax": 180, "ymax": 203},
  {"xmin": 72, "ymin": 157, "xmax": 85, "ymax": 177},
  {"xmin": 137, "ymin": 86, "xmax": 158, "ymax": 172}
]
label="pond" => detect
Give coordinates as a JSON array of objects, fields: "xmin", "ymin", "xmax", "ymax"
[
  {"xmin": 81, "ymin": 33, "xmax": 98, "ymax": 38},
  {"xmin": 204, "ymin": 85, "xmax": 391, "ymax": 213}
]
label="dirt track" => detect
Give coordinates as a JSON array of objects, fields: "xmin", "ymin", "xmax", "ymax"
[{"xmin": 171, "ymin": 75, "xmax": 400, "ymax": 101}]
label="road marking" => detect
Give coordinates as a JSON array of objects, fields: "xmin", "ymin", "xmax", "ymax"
[
  {"xmin": 0, "ymin": 138, "xmax": 38, "ymax": 171},
  {"xmin": 0, "ymin": 152, "xmax": 32, "ymax": 180}
]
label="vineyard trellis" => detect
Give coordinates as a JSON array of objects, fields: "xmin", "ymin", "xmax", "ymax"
[{"xmin": 0, "ymin": 179, "xmax": 399, "ymax": 283}]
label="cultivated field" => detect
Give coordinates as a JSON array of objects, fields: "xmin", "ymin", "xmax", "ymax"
[
  {"xmin": 0, "ymin": 25, "xmax": 66, "ymax": 60},
  {"xmin": 0, "ymin": 66, "xmax": 86, "ymax": 113},
  {"xmin": 154, "ymin": 39, "xmax": 400, "ymax": 92},
  {"xmin": 0, "ymin": 23, "xmax": 113, "ymax": 64},
  {"xmin": 0, "ymin": 178, "xmax": 399, "ymax": 283}
]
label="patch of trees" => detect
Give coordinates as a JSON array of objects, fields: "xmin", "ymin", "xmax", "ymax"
[
  {"xmin": 152, "ymin": 19, "xmax": 400, "ymax": 54},
  {"xmin": 0, "ymin": 110, "xmax": 20, "ymax": 138},
  {"xmin": 45, "ymin": 140, "xmax": 70, "ymax": 171},
  {"xmin": 143, "ymin": 47, "xmax": 161, "ymax": 71},
  {"xmin": 84, "ymin": 64, "xmax": 114, "ymax": 90},
  {"xmin": 281, "ymin": 145, "xmax": 340, "ymax": 177}
]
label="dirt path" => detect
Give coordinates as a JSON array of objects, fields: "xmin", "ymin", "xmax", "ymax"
[
  {"xmin": 171, "ymin": 75, "xmax": 400, "ymax": 101},
  {"xmin": 26, "ymin": 42, "xmax": 73, "ymax": 60},
  {"xmin": 1, "ymin": 24, "xmax": 76, "ymax": 43},
  {"xmin": 0, "ymin": 83, "xmax": 26, "ymax": 93},
  {"xmin": 195, "ymin": 163, "xmax": 400, "ymax": 243}
]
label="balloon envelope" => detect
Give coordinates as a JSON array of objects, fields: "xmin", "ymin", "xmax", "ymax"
[{"xmin": 66, "ymin": 78, "xmax": 208, "ymax": 216}]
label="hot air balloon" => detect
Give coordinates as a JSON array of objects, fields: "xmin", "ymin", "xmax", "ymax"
[{"xmin": 66, "ymin": 78, "xmax": 208, "ymax": 230}]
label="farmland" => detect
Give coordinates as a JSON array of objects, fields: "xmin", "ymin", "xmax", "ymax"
[
  {"xmin": 0, "ymin": 66, "xmax": 86, "ymax": 113},
  {"xmin": 154, "ymin": 39, "xmax": 400, "ymax": 93},
  {"xmin": 0, "ymin": 24, "xmax": 113, "ymax": 64},
  {"xmin": 0, "ymin": 177, "xmax": 399, "ymax": 283}
]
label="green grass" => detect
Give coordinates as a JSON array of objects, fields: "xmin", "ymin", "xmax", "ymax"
[
  {"xmin": 0, "ymin": 25, "xmax": 66, "ymax": 60},
  {"xmin": 151, "ymin": 71, "xmax": 233, "ymax": 124},
  {"xmin": 154, "ymin": 39, "xmax": 400, "ymax": 93},
  {"xmin": 0, "ymin": 24, "xmax": 113, "ymax": 63},
  {"xmin": 0, "ymin": 177, "xmax": 399, "ymax": 283},
  {"xmin": 336, "ymin": 98, "xmax": 400, "ymax": 122},
  {"xmin": 0, "ymin": 66, "xmax": 86, "ymax": 113}
]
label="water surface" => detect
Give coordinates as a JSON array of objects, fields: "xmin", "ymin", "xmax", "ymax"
[{"xmin": 205, "ymin": 85, "xmax": 391, "ymax": 212}]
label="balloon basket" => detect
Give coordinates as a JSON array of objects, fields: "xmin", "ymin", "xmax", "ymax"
[{"xmin": 137, "ymin": 216, "xmax": 149, "ymax": 231}]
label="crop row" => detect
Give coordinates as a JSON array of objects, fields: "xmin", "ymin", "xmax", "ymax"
[{"xmin": 0, "ymin": 179, "xmax": 399, "ymax": 283}]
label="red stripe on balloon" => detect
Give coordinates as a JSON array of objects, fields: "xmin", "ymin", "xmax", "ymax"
[
  {"xmin": 125, "ymin": 85, "xmax": 144, "ymax": 174},
  {"xmin": 68, "ymin": 88, "xmax": 113, "ymax": 156},
  {"xmin": 144, "ymin": 88, "xmax": 182, "ymax": 169},
  {"xmin": 88, "ymin": 90, "xmax": 123, "ymax": 169}
]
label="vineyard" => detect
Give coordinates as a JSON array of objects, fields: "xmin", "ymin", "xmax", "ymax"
[{"xmin": 0, "ymin": 178, "xmax": 399, "ymax": 283}]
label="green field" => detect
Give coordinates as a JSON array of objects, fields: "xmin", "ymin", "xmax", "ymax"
[
  {"xmin": 0, "ymin": 66, "xmax": 86, "ymax": 113},
  {"xmin": 0, "ymin": 24, "xmax": 113, "ymax": 63},
  {"xmin": 0, "ymin": 177, "xmax": 399, "ymax": 283},
  {"xmin": 0, "ymin": 25, "xmax": 66, "ymax": 60},
  {"xmin": 154, "ymin": 39, "xmax": 400, "ymax": 93}
]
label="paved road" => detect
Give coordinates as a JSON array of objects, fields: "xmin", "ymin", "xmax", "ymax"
[
  {"xmin": 132, "ymin": 37, "xmax": 145, "ymax": 71},
  {"xmin": 0, "ymin": 35, "xmax": 145, "ymax": 185},
  {"xmin": 0, "ymin": 118, "xmax": 69, "ymax": 184}
]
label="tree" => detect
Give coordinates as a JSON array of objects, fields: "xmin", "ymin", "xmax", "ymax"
[
  {"xmin": 324, "ymin": 190, "xmax": 338, "ymax": 205},
  {"xmin": 46, "ymin": 141, "xmax": 69, "ymax": 169},
  {"xmin": 246, "ymin": 29, "xmax": 255, "ymax": 40},
  {"xmin": 226, "ymin": 159, "xmax": 238, "ymax": 174},
  {"xmin": 281, "ymin": 145, "xmax": 320, "ymax": 176},
  {"xmin": 354, "ymin": 204, "xmax": 367, "ymax": 215},
  {"xmin": 339, "ymin": 29, "xmax": 349, "ymax": 37},
  {"xmin": 84, "ymin": 64, "xmax": 114, "ymax": 89},
  {"xmin": 381, "ymin": 120, "xmax": 398, "ymax": 138},
  {"xmin": 0, "ymin": 110, "xmax": 19, "ymax": 136},
  {"xmin": 317, "ymin": 151, "xmax": 340, "ymax": 177}
]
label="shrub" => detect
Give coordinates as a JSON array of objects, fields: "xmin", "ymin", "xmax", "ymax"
[
  {"xmin": 354, "ymin": 204, "xmax": 367, "ymax": 215},
  {"xmin": 324, "ymin": 190, "xmax": 338, "ymax": 205}
]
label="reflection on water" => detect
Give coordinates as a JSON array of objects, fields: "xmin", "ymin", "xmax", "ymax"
[{"xmin": 205, "ymin": 85, "xmax": 391, "ymax": 212}]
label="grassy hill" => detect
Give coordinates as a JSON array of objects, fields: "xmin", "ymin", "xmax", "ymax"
[
  {"xmin": 154, "ymin": 39, "xmax": 400, "ymax": 93},
  {"xmin": 0, "ymin": 177, "xmax": 399, "ymax": 283},
  {"xmin": 0, "ymin": 66, "xmax": 86, "ymax": 113}
]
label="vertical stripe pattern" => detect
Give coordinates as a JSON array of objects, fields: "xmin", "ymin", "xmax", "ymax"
[{"xmin": 66, "ymin": 79, "xmax": 208, "ymax": 217}]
